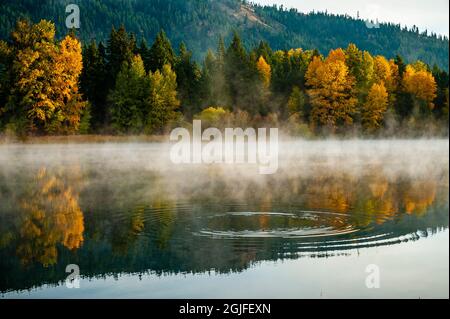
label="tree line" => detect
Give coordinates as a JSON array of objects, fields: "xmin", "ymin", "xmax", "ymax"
[{"xmin": 0, "ymin": 20, "xmax": 448, "ymax": 136}]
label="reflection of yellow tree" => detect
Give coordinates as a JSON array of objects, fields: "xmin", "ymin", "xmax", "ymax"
[
  {"xmin": 306, "ymin": 174, "xmax": 356, "ymax": 214},
  {"xmin": 17, "ymin": 167, "xmax": 84, "ymax": 267},
  {"xmin": 303, "ymin": 171, "xmax": 438, "ymax": 227},
  {"xmin": 258, "ymin": 192, "xmax": 272, "ymax": 230},
  {"xmin": 403, "ymin": 181, "xmax": 436, "ymax": 216},
  {"xmin": 363, "ymin": 174, "xmax": 396, "ymax": 224}
]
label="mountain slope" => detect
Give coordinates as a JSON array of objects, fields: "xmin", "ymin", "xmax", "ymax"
[{"xmin": 0, "ymin": 0, "xmax": 448, "ymax": 69}]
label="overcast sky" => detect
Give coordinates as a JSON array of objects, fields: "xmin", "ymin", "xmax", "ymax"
[{"xmin": 254, "ymin": 0, "xmax": 449, "ymax": 37}]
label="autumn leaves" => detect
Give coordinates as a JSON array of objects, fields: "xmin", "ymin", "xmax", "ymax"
[
  {"xmin": 0, "ymin": 20, "xmax": 445, "ymax": 137},
  {"xmin": 1, "ymin": 20, "xmax": 86, "ymax": 135},
  {"xmin": 304, "ymin": 45, "xmax": 438, "ymax": 133}
]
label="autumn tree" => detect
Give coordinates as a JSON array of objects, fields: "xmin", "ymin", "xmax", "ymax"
[
  {"xmin": 1, "ymin": 20, "xmax": 86, "ymax": 134},
  {"xmin": 194, "ymin": 106, "xmax": 231, "ymax": 128},
  {"xmin": 256, "ymin": 56, "xmax": 271, "ymax": 88},
  {"xmin": 373, "ymin": 56, "xmax": 398, "ymax": 92},
  {"xmin": 402, "ymin": 63, "xmax": 437, "ymax": 112},
  {"xmin": 51, "ymin": 34, "xmax": 87, "ymax": 133},
  {"xmin": 5, "ymin": 20, "xmax": 58, "ymax": 133},
  {"xmin": 361, "ymin": 82, "xmax": 388, "ymax": 132},
  {"xmin": 305, "ymin": 49, "xmax": 357, "ymax": 130}
]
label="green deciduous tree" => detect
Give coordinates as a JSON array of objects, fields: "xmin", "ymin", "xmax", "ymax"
[{"xmin": 145, "ymin": 64, "xmax": 180, "ymax": 133}]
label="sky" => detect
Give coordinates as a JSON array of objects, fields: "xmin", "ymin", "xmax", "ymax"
[{"xmin": 254, "ymin": 0, "xmax": 449, "ymax": 37}]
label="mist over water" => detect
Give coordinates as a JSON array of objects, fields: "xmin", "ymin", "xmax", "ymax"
[{"xmin": 0, "ymin": 138, "xmax": 448, "ymax": 298}]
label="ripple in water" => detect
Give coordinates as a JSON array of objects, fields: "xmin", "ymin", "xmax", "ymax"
[
  {"xmin": 193, "ymin": 211, "xmax": 359, "ymax": 239},
  {"xmin": 115, "ymin": 201, "xmax": 447, "ymax": 256}
]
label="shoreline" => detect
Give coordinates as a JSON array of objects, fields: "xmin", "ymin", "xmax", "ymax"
[
  {"xmin": 0, "ymin": 133, "xmax": 448, "ymax": 145},
  {"xmin": 0, "ymin": 134, "xmax": 171, "ymax": 144}
]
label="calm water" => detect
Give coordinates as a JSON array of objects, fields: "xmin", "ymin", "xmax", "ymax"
[{"xmin": 0, "ymin": 139, "xmax": 448, "ymax": 298}]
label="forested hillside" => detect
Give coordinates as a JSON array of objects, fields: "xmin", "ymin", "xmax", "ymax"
[{"xmin": 0, "ymin": 0, "xmax": 448, "ymax": 70}]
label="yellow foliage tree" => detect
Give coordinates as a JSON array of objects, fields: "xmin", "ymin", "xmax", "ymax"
[
  {"xmin": 305, "ymin": 50, "xmax": 357, "ymax": 130},
  {"xmin": 362, "ymin": 82, "xmax": 388, "ymax": 132},
  {"xmin": 194, "ymin": 106, "xmax": 231, "ymax": 128},
  {"xmin": 4, "ymin": 20, "xmax": 86, "ymax": 134},
  {"xmin": 256, "ymin": 56, "xmax": 271, "ymax": 88},
  {"xmin": 52, "ymin": 35, "xmax": 86, "ymax": 133},
  {"xmin": 373, "ymin": 56, "xmax": 398, "ymax": 92},
  {"xmin": 326, "ymin": 47, "xmax": 346, "ymax": 63},
  {"xmin": 402, "ymin": 64, "xmax": 437, "ymax": 110}
]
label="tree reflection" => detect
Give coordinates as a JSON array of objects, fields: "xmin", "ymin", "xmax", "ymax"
[
  {"xmin": 402, "ymin": 181, "xmax": 437, "ymax": 215},
  {"xmin": 111, "ymin": 206, "xmax": 146, "ymax": 255},
  {"xmin": 16, "ymin": 167, "xmax": 84, "ymax": 267},
  {"xmin": 0, "ymin": 160, "xmax": 447, "ymax": 293},
  {"xmin": 305, "ymin": 173, "xmax": 357, "ymax": 214}
]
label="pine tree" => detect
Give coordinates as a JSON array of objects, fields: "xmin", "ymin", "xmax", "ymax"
[
  {"xmin": 0, "ymin": 40, "xmax": 12, "ymax": 130},
  {"xmin": 287, "ymin": 86, "xmax": 306, "ymax": 117},
  {"xmin": 80, "ymin": 41, "xmax": 108, "ymax": 127},
  {"xmin": 432, "ymin": 65, "xmax": 450, "ymax": 119},
  {"xmin": 200, "ymin": 48, "xmax": 228, "ymax": 108},
  {"xmin": 255, "ymin": 40, "xmax": 273, "ymax": 65},
  {"xmin": 108, "ymin": 55, "xmax": 147, "ymax": 133},
  {"xmin": 148, "ymin": 30, "xmax": 175, "ymax": 72},
  {"xmin": 175, "ymin": 42, "xmax": 202, "ymax": 116},
  {"xmin": 345, "ymin": 44, "xmax": 364, "ymax": 86},
  {"xmin": 106, "ymin": 25, "xmax": 136, "ymax": 89},
  {"xmin": 138, "ymin": 38, "xmax": 151, "ymax": 72},
  {"xmin": 224, "ymin": 31, "xmax": 250, "ymax": 110},
  {"xmin": 394, "ymin": 54, "xmax": 411, "ymax": 119}
]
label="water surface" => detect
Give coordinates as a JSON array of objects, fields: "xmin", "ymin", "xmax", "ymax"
[{"xmin": 0, "ymin": 139, "xmax": 448, "ymax": 298}]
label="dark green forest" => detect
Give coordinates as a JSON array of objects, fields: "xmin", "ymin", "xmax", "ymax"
[{"xmin": 0, "ymin": 0, "xmax": 448, "ymax": 69}]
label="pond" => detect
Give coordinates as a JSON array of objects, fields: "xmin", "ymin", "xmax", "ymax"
[{"xmin": 0, "ymin": 139, "xmax": 448, "ymax": 298}]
